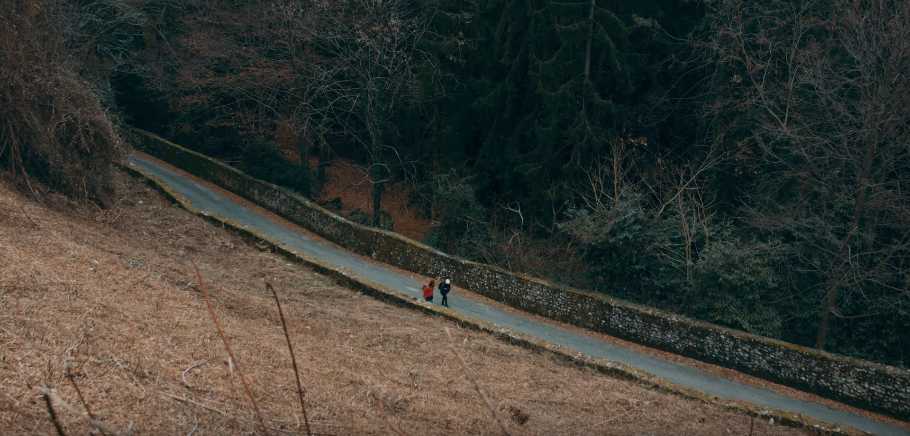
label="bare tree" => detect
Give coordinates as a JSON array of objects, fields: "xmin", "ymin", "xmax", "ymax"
[
  {"xmin": 708, "ymin": 0, "xmax": 910, "ymax": 349},
  {"xmin": 298, "ymin": 0, "xmax": 431, "ymax": 227},
  {"xmin": 54, "ymin": 0, "xmax": 146, "ymax": 77},
  {"xmin": 141, "ymin": 0, "xmax": 286, "ymax": 158}
]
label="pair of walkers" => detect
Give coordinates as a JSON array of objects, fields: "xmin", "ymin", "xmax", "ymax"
[{"xmin": 422, "ymin": 279, "xmax": 451, "ymax": 307}]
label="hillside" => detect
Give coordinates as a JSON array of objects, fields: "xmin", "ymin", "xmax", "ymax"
[
  {"xmin": 0, "ymin": 172, "xmax": 806, "ymax": 435},
  {"xmin": 315, "ymin": 157, "xmax": 432, "ymax": 241}
]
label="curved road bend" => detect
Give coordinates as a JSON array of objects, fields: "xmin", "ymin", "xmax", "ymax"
[{"xmin": 129, "ymin": 155, "xmax": 908, "ymax": 436}]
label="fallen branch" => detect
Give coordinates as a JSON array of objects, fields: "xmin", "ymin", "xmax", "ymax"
[
  {"xmin": 39, "ymin": 386, "xmax": 67, "ymax": 436},
  {"xmin": 159, "ymin": 392, "xmax": 340, "ymax": 436},
  {"xmin": 376, "ymin": 400, "xmax": 408, "ymax": 436},
  {"xmin": 65, "ymin": 365, "xmax": 96, "ymax": 420},
  {"xmin": 20, "ymin": 206, "xmax": 39, "ymax": 228},
  {"xmin": 267, "ymin": 282, "xmax": 312, "ymax": 436},
  {"xmin": 444, "ymin": 328, "xmax": 512, "ymax": 436},
  {"xmin": 186, "ymin": 416, "xmax": 199, "ymax": 436},
  {"xmin": 586, "ymin": 401, "xmax": 650, "ymax": 428},
  {"xmin": 748, "ymin": 407, "xmax": 755, "ymax": 436},
  {"xmin": 181, "ymin": 361, "xmax": 207, "ymax": 389},
  {"xmin": 192, "ymin": 262, "xmax": 271, "ymax": 436},
  {"xmin": 39, "ymin": 386, "xmax": 128, "ymax": 436},
  {"xmin": 0, "ymin": 326, "xmax": 17, "ymax": 338}
]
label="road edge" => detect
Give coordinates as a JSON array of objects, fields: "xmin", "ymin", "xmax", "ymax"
[{"xmin": 121, "ymin": 160, "xmax": 869, "ymax": 436}]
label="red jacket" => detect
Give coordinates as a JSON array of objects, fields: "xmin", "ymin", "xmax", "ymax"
[{"xmin": 423, "ymin": 284, "xmax": 433, "ymax": 298}]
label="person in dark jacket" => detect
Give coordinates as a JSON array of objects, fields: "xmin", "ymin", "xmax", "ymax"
[
  {"xmin": 438, "ymin": 279, "xmax": 451, "ymax": 307},
  {"xmin": 423, "ymin": 280, "xmax": 435, "ymax": 303}
]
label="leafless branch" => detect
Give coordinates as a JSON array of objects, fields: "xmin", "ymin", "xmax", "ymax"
[
  {"xmin": 39, "ymin": 386, "xmax": 129, "ymax": 436},
  {"xmin": 267, "ymin": 282, "xmax": 312, "ymax": 436},
  {"xmin": 444, "ymin": 328, "xmax": 512, "ymax": 436},
  {"xmin": 191, "ymin": 262, "xmax": 271, "ymax": 436},
  {"xmin": 376, "ymin": 400, "xmax": 408, "ymax": 436},
  {"xmin": 39, "ymin": 386, "xmax": 68, "ymax": 436},
  {"xmin": 181, "ymin": 361, "xmax": 207, "ymax": 390},
  {"xmin": 65, "ymin": 365, "xmax": 96, "ymax": 421}
]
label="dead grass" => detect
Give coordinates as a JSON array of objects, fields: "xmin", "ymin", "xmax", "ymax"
[
  {"xmin": 317, "ymin": 159, "xmax": 432, "ymax": 241},
  {"xmin": 0, "ymin": 173, "xmax": 809, "ymax": 435}
]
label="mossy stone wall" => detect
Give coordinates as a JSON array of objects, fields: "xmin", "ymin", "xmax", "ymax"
[{"xmin": 133, "ymin": 128, "xmax": 910, "ymax": 421}]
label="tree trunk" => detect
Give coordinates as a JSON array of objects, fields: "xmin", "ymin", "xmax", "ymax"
[
  {"xmin": 317, "ymin": 129, "xmax": 328, "ymax": 185},
  {"xmin": 814, "ymin": 279, "xmax": 844, "ymax": 349},
  {"xmin": 814, "ymin": 136, "xmax": 878, "ymax": 350},
  {"xmin": 584, "ymin": 0, "xmax": 596, "ymax": 82},
  {"xmin": 298, "ymin": 133, "xmax": 311, "ymax": 198},
  {"xmin": 431, "ymin": 120, "xmax": 438, "ymax": 221},
  {"xmin": 367, "ymin": 95, "xmax": 385, "ymax": 228},
  {"xmin": 372, "ymin": 138, "xmax": 383, "ymax": 227},
  {"xmin": 431, "ymin": 154, "xmax": 438, "ymax": 222}
]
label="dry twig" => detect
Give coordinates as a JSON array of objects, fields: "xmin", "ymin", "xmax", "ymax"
[
  {"xmin": 186, "ymin": 415, "xmax": 199, "ymax": 436},
  {"xmin": 748, "ymin": 408, "xmax": 755, "ymax": 436},
  {"xmin": 39, "ymin": 386, "xmax": 67, "ymax": 436},
  {"xmin": 65, "ymin": 365, "xmax": 96, "ymax": 421},
  {"xmin": 267, "ymin": 282, "xmax": 312, "ymax": 436},
  {"xmin": 181, "ymin": 361, "xmax": 207, "ymax": 389},
  {"xmin": 159, "ymin": 392, "xmax": 343, "ymax": 435},
  {"xmin": 376, "ymin": 400, "xmax": 408, "ymax": 436},
  {"xmin": 0, "ymin": 326, "xmax": 17, "ymax": 338},
  {"xmin": 40, "ymin": 386, "xmax": 128, "ymax": 436},
  {"xmin": 192, "ymin": 261, "xmax": 271, "ymax": 436},
  {"xmin": 586, "ymin": 401, "xmax": 651, "ymax": 428},
  {"xmin": 444, "ymin": 328, "xmax": 512, "ymax": 436},
  {"xmin": 20, "ymin": 206, "xmax": 39, "ymax": 228}
]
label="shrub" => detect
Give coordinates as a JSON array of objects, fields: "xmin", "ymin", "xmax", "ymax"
[
  {"xmin": 422, "ymin": 171, "xmax": 493, "ymax": 259},
  {"xmin": 560, "ymin": 191, "xmax": 782, "ymax": 336},
  {"xmin": 0, "ymin": 0, "xmax": 135, "ymax": 202}
]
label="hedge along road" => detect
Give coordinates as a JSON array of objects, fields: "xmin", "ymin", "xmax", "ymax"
[{"xmin": 128, "ymin": 154, "xmax": 907, "ymax": 436}]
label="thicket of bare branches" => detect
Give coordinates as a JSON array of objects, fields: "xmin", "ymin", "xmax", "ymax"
[
  {"xmin": 694, "ymin": 0, "xmax": 910, "ymax": 350},
  {"xmin": 0, "ymin": 0, "xmax": 141, "ymax": 202},
  {"xmin": 297, "ymin": 0, "xmax": 432, "ymax": 227}
]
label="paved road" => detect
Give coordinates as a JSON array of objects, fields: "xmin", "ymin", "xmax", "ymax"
[{"xmin": 129, "ymin": 155, "xmax": 908, "ymax": 436}]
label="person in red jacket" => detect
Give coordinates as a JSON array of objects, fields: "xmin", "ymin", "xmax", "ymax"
[{"xmin": 423, "ymin": 280, "xmax": 435, "ymax": 303}]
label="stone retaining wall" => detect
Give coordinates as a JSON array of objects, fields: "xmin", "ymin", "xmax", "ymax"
[{"xmin": 132, "ymin": 128, "xmax": 910, "ymax": 421}]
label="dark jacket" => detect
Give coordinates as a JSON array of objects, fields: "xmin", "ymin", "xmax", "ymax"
[{"xmin": 439, "ymin": 282, "xmax": 451, "ymax": 295}]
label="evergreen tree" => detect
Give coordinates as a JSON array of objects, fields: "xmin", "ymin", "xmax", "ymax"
[{"xmin": 463, "ymin": 0, "xmax": 637, "ymax": 227}]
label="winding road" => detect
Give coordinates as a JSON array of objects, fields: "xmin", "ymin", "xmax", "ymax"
[{"xmin": 129, "ymin": 154, "xmax": 908, "ymax": 436}]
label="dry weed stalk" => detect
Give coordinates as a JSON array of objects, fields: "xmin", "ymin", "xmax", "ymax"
[
  {"xmin": 585, "ymin": 400, "xmax": 650, "ymax": 428},
  {"xmin": 65, "ymin": 365, "xmax": 96, "ymax": 421},
  {"xmin": 192, "ymin": 261, "xmax": 271, "ymax": 436},
  {"xmin": 376, "ymin": 400, "xmax": 408, "ymax": 436},
  {"xmin": 444, "ymin": 328, "xmax": 512, "ymax": 436},
  {"xmin": 0, "ymin": 326, "xmax": 17, "ymax": 338},
  {"xmin": 266, "ymin": 282, "xmax": 312, "ymax": 436},
  {"xmin": 159, "ymin": 393, "xmax": 341, "ymax": 436},
  {"xmin": 748, "ymin": 408, "xmax": 755, "ymax": 436},
  {"xmin": 39, "ymin": 386, "xmax": 132, "ymax": 436},
  {"xmin": 20, "ymin": 206, "xmax": 39, "ymax": 228},
  {"xmin": 39, "ymin": 386, "xmax": 67, "ymax": 436}
]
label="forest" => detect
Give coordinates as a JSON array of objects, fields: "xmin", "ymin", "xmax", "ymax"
[{"xmin": 3, "ymin": 0, "xmax": 909, "ymax": 368}]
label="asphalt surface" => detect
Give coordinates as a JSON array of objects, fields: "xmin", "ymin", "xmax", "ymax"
[{"xmin": 129, "ymin": 155, "xmax": 909, "ymax": 436}]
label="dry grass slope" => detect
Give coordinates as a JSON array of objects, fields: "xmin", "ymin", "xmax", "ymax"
[{"xmin": 0, "ymin": 172, "xmax": 807, "ymax": 435}]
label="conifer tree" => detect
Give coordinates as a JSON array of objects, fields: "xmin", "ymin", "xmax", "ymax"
[{"xmin": 469, "ymin": 0, "xmax": 634, "ymax": 225}]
